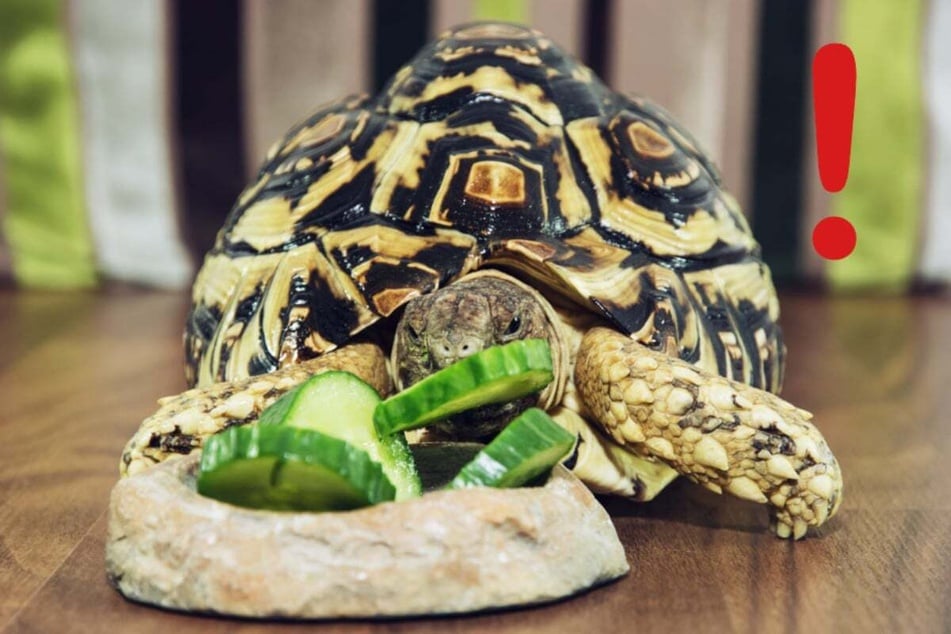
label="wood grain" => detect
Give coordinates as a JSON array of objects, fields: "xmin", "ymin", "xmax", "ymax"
[{"xmin": 1, "ymin": 287, "xmax": 950, "ymax": 632}]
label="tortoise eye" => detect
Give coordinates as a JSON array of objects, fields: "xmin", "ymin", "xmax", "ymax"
[
  {"xmin": 504, "ymin": 315, "xmax": 522, "ymax": 337},
  {"xmin": 406, "ymin": 324, "xmax": 422, "ymax": 343}
]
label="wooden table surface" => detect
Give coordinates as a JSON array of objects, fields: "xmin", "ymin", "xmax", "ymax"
[{"xmin": 1, "ymin": 286, "xmax": 949, "ymax": 633}]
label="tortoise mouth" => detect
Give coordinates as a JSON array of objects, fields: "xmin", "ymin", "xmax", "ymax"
[{"xmin": 426, "ymin": 394, "xmax": 536, "ymax": 442}]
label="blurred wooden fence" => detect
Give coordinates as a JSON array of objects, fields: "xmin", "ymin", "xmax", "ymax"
[{"xmin": 0, "ymin": 0, "xmax": 945, "ymax": 291}]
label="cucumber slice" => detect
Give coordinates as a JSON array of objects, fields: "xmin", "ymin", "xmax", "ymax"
[
  {"xmin": 374, "ymin": 339, "xmax": 554, "ymax": 435},
  {"xmin": 198, "ymin": 425, "xmax": 395, "ymax": 511},
  {"xmin": 446, "ymin": 408, "xmax": 575, "ymax": 490},
  {"xmin": 259, "ymin": 371, "xmax": 421, "ymax": 500}
]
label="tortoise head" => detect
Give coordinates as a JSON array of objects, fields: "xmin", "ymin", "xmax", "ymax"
[{"xmin": 392, "ymin": 270, "xmax": 567, "ymax": 440}]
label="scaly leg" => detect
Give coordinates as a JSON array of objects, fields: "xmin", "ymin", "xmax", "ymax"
[
  {"xmin": 550, "ymin": 405, "xmax": 678, "ymax": 500},
  {"xmin": 575, "ymin": 327, "xmax": 843, "ymax": 539},
  {"xmin": 120, "ymin": 343, "xmax": 391, "ymax": 477}
]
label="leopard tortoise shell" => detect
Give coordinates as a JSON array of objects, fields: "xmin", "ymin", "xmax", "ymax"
[{"xmin": 184, "ymin": 22, "xmax": 784, "ymax": 397}]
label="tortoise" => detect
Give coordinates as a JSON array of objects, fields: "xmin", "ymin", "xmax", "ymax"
[{"xmin": 121, "ymin": 22, "xmax": 842, "ymax": 540}]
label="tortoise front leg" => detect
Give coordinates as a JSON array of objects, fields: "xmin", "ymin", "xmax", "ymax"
[
  {"xmin": 120, "ymin": 343, "xmax": 391, "ymax": 477},
  {"xmin": 549, "ymin": 405, "xmax": 678, "ymax": 501},
  {"xmin": 575, "ymin": 327, "xmax": 843, "ymax": 540}
]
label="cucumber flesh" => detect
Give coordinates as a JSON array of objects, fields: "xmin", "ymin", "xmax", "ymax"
[
  {"xmin": 374, "ymin": 339, "xmax": 554, "ymax": 436},
  {"xmin": 198, "ymin": 425, "xmax": 395, "ymax": 511},
  {"xmin": 446, "ymin": 408, "xmax": 575, "ymax": 490},
  {"xmin": 259, "ymin": 371, "xmax": 421, "ymax": 500}
]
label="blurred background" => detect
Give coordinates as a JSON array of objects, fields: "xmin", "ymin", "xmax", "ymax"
[{"xmin": 0, "ymin": 0, "xmax": 946, "ymax": 293}]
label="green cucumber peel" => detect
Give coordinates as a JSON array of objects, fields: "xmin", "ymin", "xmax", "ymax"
[
  {"xmin": 374, "ymin": 339, "xmax": 554, "ymax": 436},
  {"xmin": 258, "ymin": 370, "xmax": 421, "ymax": 500},
  {"xmin": 198, "ymin": 424, "xmax": 396, "ymax": 511},
  {"xmin": 445, "ymin": 407, "xmax": 575, "ymax": 490}
]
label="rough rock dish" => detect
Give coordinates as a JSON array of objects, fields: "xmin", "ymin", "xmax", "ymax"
[{"xmin": 106, "ymin": 453, "xmax": 629, "ymax": 619}]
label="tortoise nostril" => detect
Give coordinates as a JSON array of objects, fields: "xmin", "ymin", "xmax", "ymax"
[
  {"xmin": 432, "ymin": 338, "xmax": 482, "ymax": 364},
  {"xmin": 457, "ymin": 337, "xmax": 483, "ymax": 359}
]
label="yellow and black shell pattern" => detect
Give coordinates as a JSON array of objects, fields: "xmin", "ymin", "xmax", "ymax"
[{"xmin": 185, "ymin": 22, "xmax": 785, "ymax": 394}]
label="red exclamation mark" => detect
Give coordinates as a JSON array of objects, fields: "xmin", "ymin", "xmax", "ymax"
[{"xmin": 812, "ymin": 43, "xmax": 857, "ymax": 260}]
